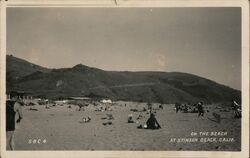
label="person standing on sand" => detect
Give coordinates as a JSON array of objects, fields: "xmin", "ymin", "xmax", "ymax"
[
  {"xmin": 197, "ymin": 102, "xmax": 204, "ymax": 117},
  {"xmin": 6, "ymin": 92, "xmax": 23, "ymax": 150},
  {"xmin": 147, "ymin": 103, "xmax": 152, "ymax": 111},
  {"xmin": 175, "ymin": 103, "xmax": 180, "ymax": 113},
  {"xmin": 232, "ymin": 100, "xmax": 241, "ymax": 118}
]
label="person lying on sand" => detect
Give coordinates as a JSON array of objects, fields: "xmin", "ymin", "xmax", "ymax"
[
  {"xmin": 130, "ymin": 108, "xmax": 139, "ymax": 112},
  {"xmin": 80, "ymin": 116, "xmax": 91, "ymax": 123},
  {"xmin": 29, "ymin": 107, "xmax": 38, "ymax": 111},
  {"xmin": 102, "ymin": 121, "xmax": 112, "ymax": 126},
  {"xmin": 101, "ymin": 114, "xmax": 114, "ymax": 120},
  {"xmin": 95, "ymin": 107, "xmax": 103, "ymax": 112},
  {"xmin": 137, "ymin": 124, "xmax": 147, "ymax": 129}
]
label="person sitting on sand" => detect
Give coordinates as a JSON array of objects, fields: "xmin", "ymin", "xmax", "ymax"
[
  {"xmin": 159, "ymin": 105, "xmax": 163, "ymax": 110},
  {"xmin": 80, "ymin": 116, "xmax": 91, "ymax": 123},
  {"xmin": 137, "ymin": 113, "xmax": 143, "ymax": 120},
  {"xmin": 106, "ymin": 114, "xmax": 114, "ymax": 120},
  {"xmin": 146, "ymin": 113, "xmax": 161, "ymax": 129},
  {"xmin": 147, "ymin": 103, "xmax": 152, "ymax": 110},
  {"xmin": 128, "ymin": 114, "xmax": 134, "ymax": 123}
]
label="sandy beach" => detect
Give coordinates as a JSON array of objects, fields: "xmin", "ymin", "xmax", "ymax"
[{"xmin": 13, "ymin": 102, "xmax": 241, "ymax": 151}]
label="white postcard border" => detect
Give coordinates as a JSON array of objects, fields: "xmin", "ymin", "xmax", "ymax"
[{"xmin": 0, "ymin": 1, "xmax": 249, "ymax": 158}]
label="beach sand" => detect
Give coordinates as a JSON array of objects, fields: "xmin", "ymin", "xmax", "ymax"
[{"xmin": 13, "ymin": 101, "xmax": 241, "ymax": 151}]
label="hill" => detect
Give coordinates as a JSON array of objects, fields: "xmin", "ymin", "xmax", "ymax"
[
  {"xmin": 6, "ymin": 55, "xmax": 50, "ymax": 90},
  {"xmin": 6, "ymin": 55, "xmax": 241, "ymax": 104}
]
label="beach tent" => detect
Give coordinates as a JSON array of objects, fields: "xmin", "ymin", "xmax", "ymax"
[
  {"xmin": 54, "ymin": 100, "xmax": 68, "ymax": 105},
  {"xmin": 101, "ymin": 99, "xmax": 112, "ymax": 104}
]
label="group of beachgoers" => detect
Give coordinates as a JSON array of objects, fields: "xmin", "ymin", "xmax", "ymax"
[
  {"xmin": 174, "ymin": 100, "xmax": 241, "ymax": 119},
  {"xmin": 127, "ymin": 103, "xmax": 163, "ymax": 130},
  {"xmin": 175, "ymin": 102, "xmax": 205, "ymax": 117},
  {"xmin": 80, "ymin": 103, "xmax": 162, "ymax": 130}
]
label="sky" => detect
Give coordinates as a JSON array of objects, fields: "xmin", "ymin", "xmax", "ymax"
[{"xmin": 7, "ymin": 7, "xmax": 241, "ymax": 90}]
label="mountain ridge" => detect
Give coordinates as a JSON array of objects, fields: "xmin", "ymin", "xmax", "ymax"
[{"xmin": 6, "ymin": 55, "xmax": 241, "ymax": 104}]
